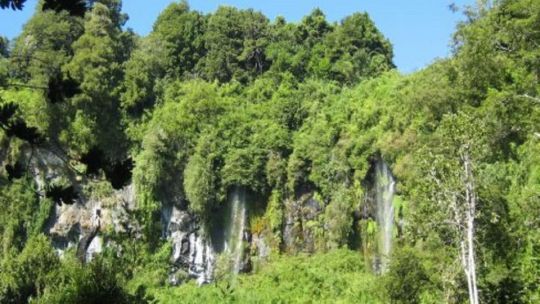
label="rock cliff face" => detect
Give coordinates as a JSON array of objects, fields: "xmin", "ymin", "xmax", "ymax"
[
  {"xmin": 23, "ymin": 146, "xmax": 398, "ymax": 284},
  {"xmin": 26, "ymin": 146, "xmax": 324, "ymax": 282},
  {"xmin": 46, "ymin": 182, "xmax": 137, "ymax": 259},
  {"xmin": 24, "ymin": 146, "xmax": 219, "ymax": 284},
  {"xmin": 27, "ymin": 147, "xmax": 138, "ymax": 261}
]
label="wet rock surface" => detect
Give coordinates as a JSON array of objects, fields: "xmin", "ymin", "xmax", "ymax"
[
  {"xmin": 163, "ymin": 204, "xmax": 215, "ymax": 285},
  {"xmin": 283, "ymin": 191, "xmax": 324, "ymax": 253}
]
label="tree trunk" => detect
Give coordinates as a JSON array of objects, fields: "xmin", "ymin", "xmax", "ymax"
[
  {"xmin": 430, "ymin": 147, "xmax": 481, "ymax": 303},
  {"xmin": 462, "ymin": 152, "xmax": 480, "ymax": 304},
  {"xmin": 460, "ymin": 239, "xmax": 475, "ymax": 304}
]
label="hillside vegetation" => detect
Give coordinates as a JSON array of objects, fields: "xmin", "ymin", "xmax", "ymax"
[{"xmin": 0, "ymin": 0, "xmax": 539, "ymax": 303}]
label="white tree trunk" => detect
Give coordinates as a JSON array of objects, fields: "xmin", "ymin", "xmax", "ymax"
[
  {"xmin": 430, "ymin": 148, "xmax": 481, "ymax": 304},
  {"xmin": 460, "ymin": 239, "xmax": 474, "ymax": 304},
  {"xmin": 462, "ymin": 152, "xmax": 479, "ymax": 304}
]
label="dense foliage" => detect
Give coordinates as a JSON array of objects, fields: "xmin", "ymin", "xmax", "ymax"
[
  {"xmin": 152, "ymin": 249, "xmax": 384, "ymax": 303},
  {"xmin": 0, "ymin": 0, "xmax": 539, "ymax": 303}
]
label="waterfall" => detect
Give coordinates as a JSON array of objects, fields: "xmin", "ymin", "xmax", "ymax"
[
  {"xmin": 224, "ymin": 186, "xmax": 248, "ymax": 274},
  {"xmin": 188, "ymin": 233, "xmax": 215, "ymax": 285},
  {"xmin": 164, "ymin": 204, "xmax": 215, "ymax": 285},
  {"xmin": 373, "ymin": 159, "xmax": 396, "ymax": 273},
  {"xmin": 166, "ymin": 187, "xmax": 249, "ymax": 284}
]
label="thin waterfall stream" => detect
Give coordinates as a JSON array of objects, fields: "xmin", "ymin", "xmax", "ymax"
[
  {"xmin": 371, "ymin": 159, "xmax": 396, "ymax": 273},
  {"xmin": 224, "ymin": 186, "xmax": 248, "ymax": 274}
]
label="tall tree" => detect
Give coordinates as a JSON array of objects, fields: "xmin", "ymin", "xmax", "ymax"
[
  {"xmin": 5, "ymin": 6, "xmax": 83, "ymax": 143},
  {"xmin": 422, "ymin": 112, "xmax": 488, "ymax": 304},
  {"xmin": 198, "ymin": 6, "xmax": 269, "ymax": 83},
  {"xmin": 121, "ymin": 1, "xmax": 206, "ymax": 140},
  {"xmin": 151, "ymin": 0, "xmax": 205, "ymax": 78},
  {"xmin": 62, "ymin": 1, "xmax": 131, "ymax": 158},
  {"xmin": 120, "ymin": 35, "xmax": 168, "ymax": 126},
  {"xmin": 324, "ymin": 12, "xmax": 394, "ymax": 83},
  {"xmin": 295, "ymin": 8, "xmax": 332, "ymax": 48},
  {"xmin": 266, "ymin": 17, "xmax": 304, "ymax": 78},
  {"xmin": 10, "ymin": 6, "xmax": 83, "ymax": 86}
]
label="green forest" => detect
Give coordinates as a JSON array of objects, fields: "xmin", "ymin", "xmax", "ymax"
[{"xmin": 0, "ymin": 0, "xmax": 539, "ymax": 303}]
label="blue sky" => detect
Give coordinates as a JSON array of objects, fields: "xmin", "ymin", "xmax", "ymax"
[{"xmin": 0, "ymin": 0, "xmax": 474, "ymax": 73}]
